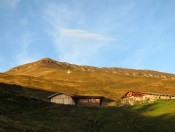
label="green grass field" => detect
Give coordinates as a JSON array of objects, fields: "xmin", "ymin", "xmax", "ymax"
[{"xmin": 1, "ymin": 83, "xmax": 175, "ymax": 132}]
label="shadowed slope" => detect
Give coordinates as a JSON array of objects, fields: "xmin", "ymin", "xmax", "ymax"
[{"xmin": 1, "ymin": 83, "xmax": 175, "ymax": 131}]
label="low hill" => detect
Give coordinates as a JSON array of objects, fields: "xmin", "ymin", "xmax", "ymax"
[{"xmin": 1, "ymin": 58, "xmax": 175, "ymax": 100}]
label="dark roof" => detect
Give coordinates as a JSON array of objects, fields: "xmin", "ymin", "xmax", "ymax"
[
  {"xmin": 48, "ymin": 92, "xmax": 105, "ymax": 99},
  {"xmin": 73, "ymin": 95, "xmax": 105, "ymax": 99},
  {"xmin": 48, "ymin": 92, "xmax": 74, "ymax": 99},
  {"xmin": 142, "ymin": 91, "xmax": 175, "ymax": 96}
]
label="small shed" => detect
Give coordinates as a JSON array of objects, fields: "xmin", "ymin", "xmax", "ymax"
[
  {"xmin": 48, "ymin": 93, "xmax": 105, "ymax": 107},
  {"xmin": 48, "ymin": 93, "xmax": 75, "ymax": 105}
]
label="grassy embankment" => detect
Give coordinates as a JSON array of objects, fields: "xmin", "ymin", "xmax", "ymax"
[{"xmin": 1, "ymin": 83, "xmax": 175, "ymax": 132}]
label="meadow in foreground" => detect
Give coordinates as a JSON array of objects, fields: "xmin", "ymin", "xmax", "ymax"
[{"xmin": 1, "ymin": 83, "xmax": 175, "ymax": 132}]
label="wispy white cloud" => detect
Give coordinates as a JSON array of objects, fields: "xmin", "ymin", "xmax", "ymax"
[
  {"xmin": 59, "ymin": 28, "xmax": 117, "ymax": 41},
  {"xmin": 0, "ymin": 0, "xmax": 21, "ymax": 9},
  {"xmin": 49, "ymin": 29, "xmax": 109, "ymax": 64},
  {"xmin": 43, "ymin": 3, "xmax": 118, "ymax": 65}
]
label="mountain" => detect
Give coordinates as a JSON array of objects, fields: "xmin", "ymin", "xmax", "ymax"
[
  {"xmin": 1, "ymin": 58, "xmax": 175, "ymax": 100},
  {"xmin": 5, "ymin": 58, "xmax": 175, "ymax": 79}
]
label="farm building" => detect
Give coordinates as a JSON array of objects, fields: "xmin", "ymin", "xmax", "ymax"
[
  {"xmin": 48, "ymin": 93, "xmax": 105, "ymax": 107},
  {"xmin": 120, "ymin": 91, "xmax": 175, "ymax": 106}
]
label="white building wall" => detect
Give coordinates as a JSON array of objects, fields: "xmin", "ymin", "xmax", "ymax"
[{"xmin": 51, "ymin": 94, "xmax": 75, "ymax": 105}]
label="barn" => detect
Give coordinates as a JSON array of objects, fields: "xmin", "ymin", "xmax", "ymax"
[
  {"xmin": 48, "ymin": 93, "xmax": 75, "ymax": 105},
  {"xmin": 48, "ymin": 93, "xmax": 105, "ymax": 107},
  {"xmin": 120, "ymin": 91, "xmax": 175, "ymax": 106}
]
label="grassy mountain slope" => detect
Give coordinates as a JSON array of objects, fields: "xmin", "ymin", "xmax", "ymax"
[
  {"xmin": 1, "ymin": 83, "xmax": 175, "ymax": 132},
  {"xmin": 6, "ymin": 58, "xmax": 175, "ymax": 79},
  {"xmin": 1, "ymin": 58, "xmax": 175, "ymax": 101}
]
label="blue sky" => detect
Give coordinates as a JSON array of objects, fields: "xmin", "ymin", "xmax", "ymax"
[{"xmin": 1, "ymin": 0, "xmax": 175, "ymax": 73}]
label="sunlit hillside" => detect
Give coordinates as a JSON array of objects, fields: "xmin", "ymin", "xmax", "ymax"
[{"xmin": 1, "ymin": 58, "xmax": 175, "ymax": 101}]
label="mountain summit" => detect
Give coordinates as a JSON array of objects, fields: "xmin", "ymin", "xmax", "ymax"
[{"xmin": 5, "ymin": 58, "xmax": 175, "ymax": 80}]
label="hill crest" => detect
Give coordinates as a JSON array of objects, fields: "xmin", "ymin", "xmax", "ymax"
[{"xmin": 5, "ymin": 58, "xmax": 175, "ymax": 80}]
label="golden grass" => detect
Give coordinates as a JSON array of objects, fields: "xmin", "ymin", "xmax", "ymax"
[
  {"xmin": 1, "ymin": 70, "xmax": 175, "ymax": 101},
  {"xmin": 2, "ymin": 58, "xmax": 175, "ymax": 101}
]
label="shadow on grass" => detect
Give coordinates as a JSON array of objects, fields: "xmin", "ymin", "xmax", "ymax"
[{"xmin": 1, "ymin": 82, "xmax": 175, "ymax": 132}]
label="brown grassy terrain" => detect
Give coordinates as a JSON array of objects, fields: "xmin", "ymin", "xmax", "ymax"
[
  {"xmin": 1, "ymin": 58, "xmax": 175, "ymax": 131},
  {"xmin": 1, "ymin": 58, "xmax": 175, "ymax": 101}
]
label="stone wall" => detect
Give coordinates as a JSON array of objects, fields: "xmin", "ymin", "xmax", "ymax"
[
  {"xmin": 120, "ymin": 94, "xmax": 174, "ymax": 106},
  {"xmin": 121, "ymin": 95, "xmax": 156, "ymax": 106}
]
